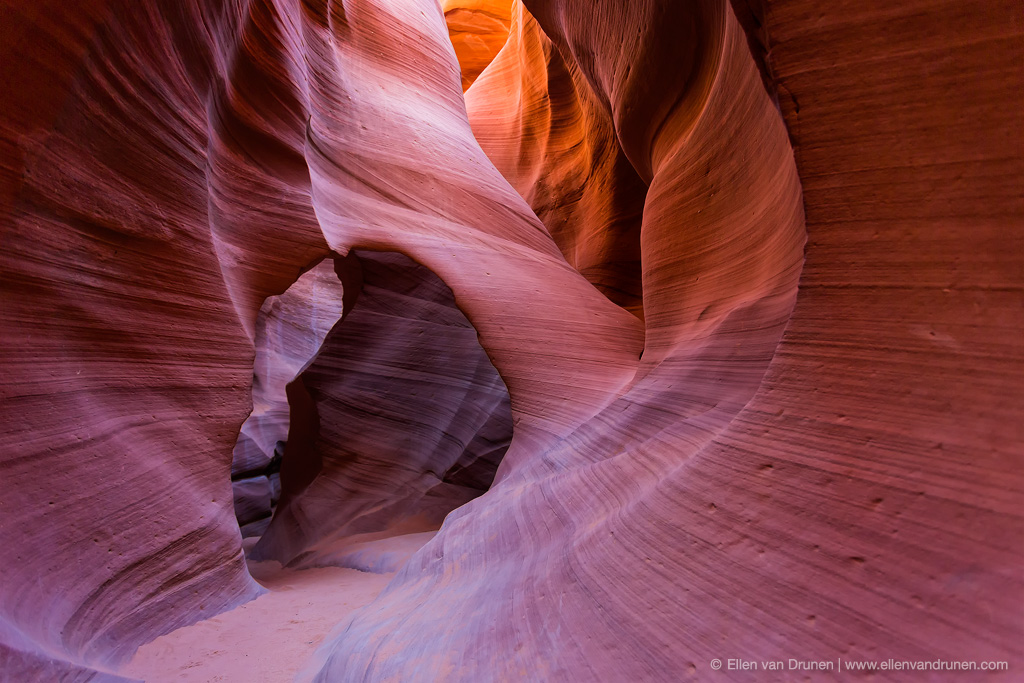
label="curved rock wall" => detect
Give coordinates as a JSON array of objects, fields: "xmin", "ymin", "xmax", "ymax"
[
  {"xmin": 0, "ymin": 0, "xmax": 1020, "ymax": 680},
  {"xmin": 1, "ymin": 0, "xmax": 641, "ymax": 675},
  {"xmin": 312, "ymin": 0, "xmax": 807, "ymax": 679},
  {"xmin": 1, "ymin": 0, "xmax": 331, "ymax": 676},
  {"xmin": 230, "ymin": 258, "xmax": 346, "ymax": 536},
  {"xmin": 233, "ymin": 259, "xmax": 347, "ymax": 479}
]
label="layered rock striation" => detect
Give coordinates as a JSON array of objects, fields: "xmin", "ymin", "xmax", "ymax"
[{"xmin": 0, "ymin": 0, "xmax": 1020, "ymax": 680}]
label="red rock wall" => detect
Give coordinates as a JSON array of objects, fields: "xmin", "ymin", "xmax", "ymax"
[
  {"xmin": 0, "ymin": 0, "xmax": 1020, "ymax": 680},
  {"xmin": 1, "ymin": 0, "xmax": 640, "ymax": 676},
  {"xmin": 1, "ymin": 0, "xmax": 330, "ymax": 676}
]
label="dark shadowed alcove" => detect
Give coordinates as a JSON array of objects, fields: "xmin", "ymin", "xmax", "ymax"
[{"xmin": 232, "ymin": 250, "xmax": 513, "ymax": 571}]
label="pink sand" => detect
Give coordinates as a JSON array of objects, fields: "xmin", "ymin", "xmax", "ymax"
[{"xmin": 120, "ymin": 560, "xmax": 392, "ymax": 683}]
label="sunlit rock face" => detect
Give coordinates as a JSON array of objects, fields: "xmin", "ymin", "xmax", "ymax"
[
  {"xmin": 442, "ymin": 0, "xmax": 511, "ymax": 91},
  {"xmin": 0, "ymin": 0, "xmax": 1021, "ymax": 681},
  {"xmin": 465, "ymin": 2, "xmax": 649, "ymax": 319}
]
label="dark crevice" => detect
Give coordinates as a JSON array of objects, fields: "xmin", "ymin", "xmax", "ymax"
[{"xmin": 233, "ymin": 250, "xmax": 514, "ymax": 569}]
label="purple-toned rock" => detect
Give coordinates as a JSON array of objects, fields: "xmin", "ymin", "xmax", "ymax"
[
  {"xmin": 0, "ymin": 0, "xmax": 1019, "ymax": 680},
  {"xmin": 232, "ymin": 477, "xmax": 272, "ymax": 527}
]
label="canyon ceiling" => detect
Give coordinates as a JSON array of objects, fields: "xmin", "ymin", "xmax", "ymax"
[{"xmin": 1, "ymin": 0, "xmax": 1021, "ymax": 680}]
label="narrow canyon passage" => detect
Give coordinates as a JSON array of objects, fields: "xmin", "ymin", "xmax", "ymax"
[
  {"xmin": 249, "ymin": 250, "xmax": 513, "ymax": 570},
  {"xmin": 230, "ymin": 259, "xmax": 347, "ymax": 540},
  {"xmin": 1, "ymin": 0, "xmax": 1020, "ymax": 681}
]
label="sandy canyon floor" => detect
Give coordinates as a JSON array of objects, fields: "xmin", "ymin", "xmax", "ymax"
[{"xmin": 121, "ymin": 555, "xmax": 393, "ymax": 683}]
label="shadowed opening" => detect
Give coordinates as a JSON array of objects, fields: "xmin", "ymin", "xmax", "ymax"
[{"xmin": 230, "ymin": 250, "xmax": 513, "ymax": 572}]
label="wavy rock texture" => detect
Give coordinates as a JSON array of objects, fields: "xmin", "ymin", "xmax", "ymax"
[
  {"xmin": 313, "ymin": 1, "xmax": 809, "ymax": 679},
  {"xmin": 0, "ymin": 0, "xmax": 1020, "ymax": 681},
  {"xmin": 253, "ymin": 250, "xmax": 513, "ymax": 568},
  {"xmin": 1, "ymin": 1, "xmax": 331, "ymax": 677}
]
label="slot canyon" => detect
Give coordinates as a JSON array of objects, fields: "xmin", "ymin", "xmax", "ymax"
[{"xmin": 0, "ymin": 0, "xmax": 1021, "ymax": 680}]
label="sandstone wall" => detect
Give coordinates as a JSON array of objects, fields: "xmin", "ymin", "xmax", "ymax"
[{"xmin": 0, "ymin": 0, "xmax": 1019, "ymax": 680}]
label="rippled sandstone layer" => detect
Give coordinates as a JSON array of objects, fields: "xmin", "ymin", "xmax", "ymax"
[{"xmin": 1, "ymin": 0, "xmax": 1020, "ymax": 680}]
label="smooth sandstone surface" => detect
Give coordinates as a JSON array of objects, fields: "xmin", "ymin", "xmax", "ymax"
[
  {"xmin": 230, "ymin": 258, "xmax": 345, "ymax": 535},
  {"xmin": 0, "ymin": 0, "xmax": 1020, "ymax": 681},
  {"xmin": 465, "ymin": 2, "xmax": 649, "ymax": 319},
  {"xmin": 314, "ymin": 1, "xmax": 808, "ymax": 679}
]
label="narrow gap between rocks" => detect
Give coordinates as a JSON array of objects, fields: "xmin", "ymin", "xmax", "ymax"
[{"xmin": 231, "ymin": 250, "xmax": 514, "ymax": 574}]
